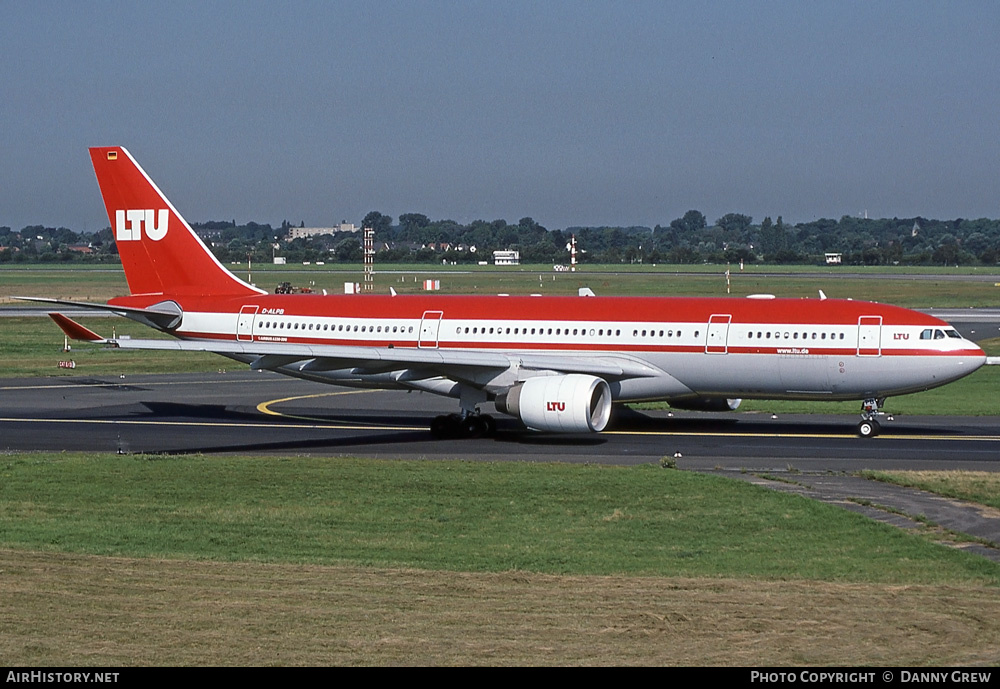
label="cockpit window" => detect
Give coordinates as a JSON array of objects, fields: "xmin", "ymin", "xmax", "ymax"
[
  {"xmin": 945, "ymin": 329, "xmax": 962, "ymax": 339},
  {"xmin": 934, "ymin": 329, "xmax": 945, "ymax": 339},
  {"xmin": 920, "ymin": 329, "xmax": 933, "ymax": 340}
]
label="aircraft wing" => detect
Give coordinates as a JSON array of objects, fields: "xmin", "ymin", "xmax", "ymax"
[
  {"xmin": 46, "ymin": 312, "xmax": 668, "ymax": 394},
  {"xmin": 104, "ymin": 336, "xmax": 663, "ymax": 380}
]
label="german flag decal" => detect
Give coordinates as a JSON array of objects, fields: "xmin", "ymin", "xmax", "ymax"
[{"xmin": 107, "ymin": 151, "xmax": 117, "ymax": 160}]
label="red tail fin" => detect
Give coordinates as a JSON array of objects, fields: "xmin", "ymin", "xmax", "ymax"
[{"xmin": 89, "ymin": 147, "xmax": 265, "ymax": 298}]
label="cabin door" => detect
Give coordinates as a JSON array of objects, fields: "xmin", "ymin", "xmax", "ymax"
[
  {"xmin": 419, "ymin": 311, "xmax": 444, "ymax": 349},
  {"xmin": 857, "ymin": 316, "xmax": 882, "ymax": 357},
  {"xmin": 237, "ymin": 305, "xmax": 258, "ymax": 342},
  {"xmin": 706, "ymin": 314, "xmax": 732, "ymax": 354}
]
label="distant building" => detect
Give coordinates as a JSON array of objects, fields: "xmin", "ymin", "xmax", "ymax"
[
  {"xmin": 825, "ymin": 253, "xmax": 843, "ymax": 264},
  {"xmin": 287, "ymin": 222, "xmax": 357, "ymax": 240},
  {"xmin": 494, "ymin": 250, "xmax": 520, "ymax": 266}
]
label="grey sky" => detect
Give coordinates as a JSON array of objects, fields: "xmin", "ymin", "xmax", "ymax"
[{"xmin": 3, "ymin": 1, "xmax": 999, "ymax": 233}]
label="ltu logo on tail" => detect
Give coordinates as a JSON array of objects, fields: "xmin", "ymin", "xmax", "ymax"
[{"xmin": 116, "ymin": 209, "xmax": 168, "ymax": 241}]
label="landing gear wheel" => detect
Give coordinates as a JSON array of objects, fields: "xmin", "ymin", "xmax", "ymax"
[
  {"xmin": 481, "ymin": 414, "xmax": 497, "ymax": 437},
  {"xmin": 430, "ymin": 413, "xmax": 496, "ymax": 439},
  {"xmin": 430, "ymin": 414, "xmax": 460, "ymax": 439},
  {"xmin": 857, "ymin": 420, "xmax": 881, "ymax": 438},
  {"xmin": 462, "ymin": 415, "xmax": 487, "ymax": 438}
]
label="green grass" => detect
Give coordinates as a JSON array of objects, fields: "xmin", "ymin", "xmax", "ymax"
[
  {"xmin": 1, "ymin": 453, "xmax": 997, "ymax": 585},
  {"xmin": 0, "ymin": 317, "xmax": 220, "ymax": 377},
  {"xmin": 860, "ymin": 471, "xmax": 1000, "ymax": 510},
  {"xmin": 4, "ymin": 262, "xmax": 1000, "ymax": 304}
]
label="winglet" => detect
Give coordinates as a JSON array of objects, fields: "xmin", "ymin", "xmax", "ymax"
[{"xmin": 48, "ymin": 313, "xmax": 106, "ymax": 342}]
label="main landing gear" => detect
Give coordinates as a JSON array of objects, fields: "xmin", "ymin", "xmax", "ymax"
[
  {"xmin": 430, "ymin": 412, "xmax": 497, "ymax": 439},
  {"xmin": 857, "ymin": 397, "xmax": 891, "ymax": 438}
]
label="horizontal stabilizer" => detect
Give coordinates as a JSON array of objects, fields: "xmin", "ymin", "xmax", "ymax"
[
  {"xmin": 48, "ymin": 313, "xmax": 105, "ymax": 342},
  {"xmin": 15, "ymin": 297, "xmax": 183, "ymax": 330}
]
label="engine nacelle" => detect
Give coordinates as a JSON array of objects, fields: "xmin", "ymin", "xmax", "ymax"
[
  {"xmin": 668, "ymin": 397, "xmax": 742, "ymax": 412},
  {"xmin": 495, "ymin": 374, "xmax": 612, "ymax": 433}
]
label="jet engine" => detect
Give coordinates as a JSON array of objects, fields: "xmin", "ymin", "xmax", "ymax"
[
  {"xmin": 668, "ymin": 397, "xmax": 742, "ymax": 412},
  {"xmin": 495, "ymin": 374, "xmax": 612, "ymax": 433}
]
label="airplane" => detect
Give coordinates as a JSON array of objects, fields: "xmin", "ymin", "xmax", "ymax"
[{"xmin": 22, "ymin": 146, "xmax": 988, "ymax": 439}]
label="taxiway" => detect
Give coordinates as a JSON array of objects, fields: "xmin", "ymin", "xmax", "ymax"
[{"xmin": 2, "ymin": 371, "xmax": 998, "ymax": 470}]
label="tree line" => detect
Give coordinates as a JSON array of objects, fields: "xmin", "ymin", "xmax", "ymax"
[{"xmin": 3, "ymin": 210, "xmax": 1000, "ymax": 266}]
